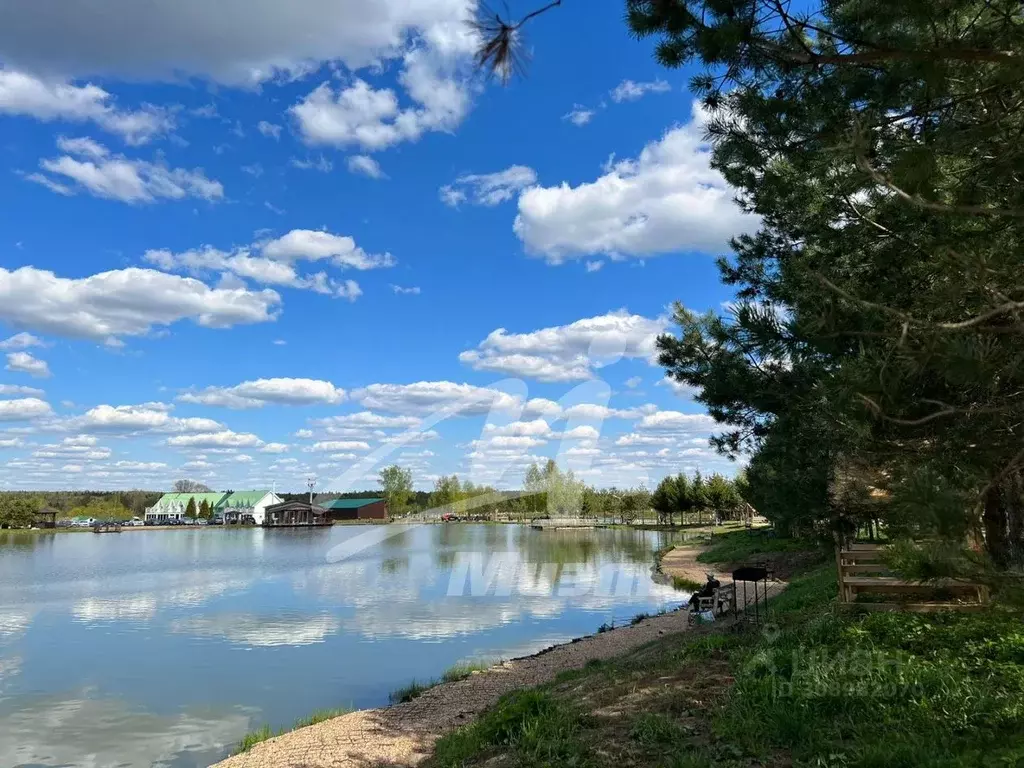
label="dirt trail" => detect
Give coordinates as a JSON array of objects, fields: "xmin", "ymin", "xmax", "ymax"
[{"xmin": 214, "ymin": 545, "xmax": 783, "ymax": 768}]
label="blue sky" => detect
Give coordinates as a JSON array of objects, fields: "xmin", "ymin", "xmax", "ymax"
[{"xmin": 0, "ymin": 1, "xmax": 757, "ymax": 492}]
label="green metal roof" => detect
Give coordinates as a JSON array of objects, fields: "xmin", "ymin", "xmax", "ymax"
[
  {"xmin": 219, "ymin": 490, "xmax": 275, "ymax": 508},
  {"xmin": 154, "ymin": 492, "xmax": 229, "ymax": 507},
  {"xmin": 323, "ymin": 497, "xmax": 385, "ymax": 509}
]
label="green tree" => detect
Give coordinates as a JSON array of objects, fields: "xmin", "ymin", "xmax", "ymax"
[
  {"xmin": 704, "ymin": 474, "xmax": 741, "ymax": 522},
  {"xmin": 651, "ymin": 475, "xmax": 676, "ymax": 525},
  {"xmin": 198, "ymin": 499, "xmax": 212, "ymax": 520},
  {"xmin": 378, "ymin": 464, "xmax": 413, "ymax": 517},
  {"xmin": 430, "ymin": 475, "xmax": 462, "ymax": 512},
  {"xmin": 184, "ymin": 496, "xmax": 198, "ymax": 521},
  {"xmin": 0, "ymin": 494, "xmax": 41, "ymax": 528}
]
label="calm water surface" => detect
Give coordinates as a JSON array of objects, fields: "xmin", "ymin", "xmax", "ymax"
[{"xmin": 0, "ymin": 524, "xmax": 686, "ymax": 767}]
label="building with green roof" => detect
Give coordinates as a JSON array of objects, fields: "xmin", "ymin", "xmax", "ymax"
[{"xmin": 217, "ymin": 490, "xmax": 283, "ymax": 525}]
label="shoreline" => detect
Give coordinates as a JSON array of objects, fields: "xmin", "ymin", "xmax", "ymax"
[{"xmin": 214, "ymin": 544, "xmax": 778, "ymax": 768}]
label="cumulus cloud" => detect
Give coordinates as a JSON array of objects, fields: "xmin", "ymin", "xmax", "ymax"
[
  {"xmin": 257, "ymin": 120, "xmax": 282, "ymax": 139},
  {"xmin": 0, "ymin": 397, "xmax": 53, "ymax": 421},
  {"xmin": 291, "ymin": 38, "xmax": 474, "ymax": 152},
  {"xmin": 346, "ymin": 154, "xmax": 385, "ymax": 179},
  {"xmin": 636, "ymin": 410, "xmax": 717, "ymax": 432},
  {"xmin": 0, "ymin": 384, "xmax": 44, "ymax": 397},
  {"xmin": 562, "ymin": 105, "xmax": 595, "ymax": 127},
  {"xmin": 440, "ymin": 165, "xmax": 537, "ymax": 207},
  {"xmin": 514, "ymin": 103, "xmax": 756, "ymax": 262},
  {"xmin": 0, "ymin": 1, "xmax": 477, "ymax": 84},
  {"xmin": 459, "ymin": 310, "xmax": 667, "ymax": 382},
  {"xmin": 0, "ymin": 69, "xmax": 172, "ymax": 144},
  {"xmin": 313, "ymin": 411, "xmax": 421, "ymax": 429},
  {"xmin": 609, "ymin": 79, "xmax": 671, "ymax": 103},
  {"xmin": 166, "ymin": 430, "xmax": 264, "ymax": 449},
  {"xmin": 310, "ymin": 440, "xmax": 371, "ymax": 452},
  {"xmin": 178, "ymin": 378, "xmax": 346, "ymax": 409},
  {"xmin": 26, "ymin": 136, "xmax": 223, "ymax": 204},
  {"xmin": 259, "ymin": 229, "xmax": 394, "ymax": 269},
  {"xmin": 67, "ymin": 403, "xmax": 223, "ymax": 434},
  {"xmin": 353, "ymin": 381, "xmax": 522, "ymax": 416},
  {"xmin": 0, "ymin": 265, "xmax": 279, "ymax": 343},
  {"xmin": 144, "ymin": 243, "xmax": 366, "ymax": 299},
  {"xmin": 0, "ymin": 333, "xmax": 45, "ymax": 351},
  {"xmin": 5, "ymin": 352, "xmax": 50, "ymax": 378}
]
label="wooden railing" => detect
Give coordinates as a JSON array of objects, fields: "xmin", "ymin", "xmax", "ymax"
[{"xmin": 837, "ymin": 543, "xmax": 989, "ymax": 611}]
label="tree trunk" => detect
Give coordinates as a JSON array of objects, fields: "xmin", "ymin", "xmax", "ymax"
[{"xmin": 983, "ymin": 483, "xmax": 1011, "ymax": 569}]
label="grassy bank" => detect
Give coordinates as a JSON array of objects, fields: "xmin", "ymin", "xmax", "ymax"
[
  {"xmin": 427, "ymin": 537, "xmax": 1024, "ymax": 768},
  {"xmin": 233, "ymin": 707, "xmax": 355, "ymax": 755},
  {"xmin": 389, "ymin": 661, "xmax": 496, "ymax": 704}
]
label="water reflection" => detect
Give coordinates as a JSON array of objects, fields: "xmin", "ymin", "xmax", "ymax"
[{"xmin": 0, "ymin": 524, "xmax": 685, "ymax": 767}]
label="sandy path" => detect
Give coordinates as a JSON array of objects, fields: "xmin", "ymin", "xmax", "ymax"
[
  {"xmin": 214, "ymin": 546, "xmax": 783, "ymax": 768},
  {"xmin": 659, "ymin": 544, "xmax": 731, "ymax": 586}
]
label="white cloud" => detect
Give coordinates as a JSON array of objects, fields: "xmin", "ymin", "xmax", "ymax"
[
  {"xmin": 585, "ymin": 260, "xmax": 604, "ymax": 273},
  {"xmin": 390, "ymin": 284, "xmax": 421, "ymax": 295},
  {"xmin": 0, "ymin": 265, "xmax": 280, "ymax": 342},
  {"xmin": 259, "ymin": 443, "xmax": 289, "ymax": 454},
  {"xmin": 144, "ymin": 243, "xmax": 367, "ymax": 299},
  {"xmin": 0, "ymin": 437, "xmax": 24, "ymax": 447},
  {"xmin": 112, "ymin": 460, "xmax": 168, "ymax": 470},
  {"xmin": 313, "ymin": 411, "xmax": 421, "ymax": 429},
  {"xmin": 311, "ymin": 440, "xmax": 371, "ymax": 452},
  {"xmin": 0, "ymin": 333, "xmax": 45, "ymax": 351},
  {"xmin": 69, "ymin": 403, "xmax": 223, "ymax": 434},
  {"xmin": 610, "ymin": 79, "xmax": 671, "ymax": 103},
  {"xmin": 523, "ymin": 398, "xmax": 562, "ymax": 418},
  {"xmin": 5, "ymin": 352, "xmax": 50, "ymax": 378},
  {"xmin": 0, "ymin": 1, "xmax": 477, "ymax": 85},
  {"xmin": 0, "ymin": 69, "xmax": 172, "ymax": 144},
  {"xmin": 561, "ymin": 403, "xmax": 651, "ymax": 421},
  {"xmin": 291, "ymin": 155, "xmax": 333, "ymax": 172},
  {"xmin": 514, "ymin": 103, "xmax": 756, "ymax": 261},
  {"xmin": 560, "ymin": 425, "xmax": 600, "ymax": 440},
  {"xmin": 353, "ymin": 381, "xmax": 522, "ymax": 416},
  {"xmin": 484, "ymin": 419, "xmax": 551, "ymax": 437},
  {"xmin": 563, "ymin": 105, "xmax": 594, "ymax": 127},
  {"xmin": 0, "ymin": 384, "xmax": 44, "ymax": 397},
  {"xmin": 614, "ymin": 433, "xmax": 675, "ymax": 446},
  {"xmin": 166, "ymin": 430, "xmax": 264, "ymax": 449},
  {"xmin": 624, "ymin": 376, "xmax": 643, "ymax": 389},
  {"xmin": 459, "ymin": 310, "xmax": 667, "ymax": 382},
  {"xmin": 636, "ymin": 410, "xmax": 717, "ymax": 432},
  {"xmin": 28, "ymin": 138, "xmax": 223, "ymax": 204},
  {"xmin": 291, "ymin": 35, "xmax": 474, "ymax": 152},
  {"xmin": 346, "ymin": 154, "xmax": 385, "ymax": 179},
  {"xmin": 259, "ymin": 229, "xmax": 394, "ymax": 269},
  {"xmin": 440, "ymin": 165, "xmax": 537, "ymax": 207},
  {"xmin": 0, "ymin": 398, "xmax": 52, "ymax": 421},
  {"xmin": 178, "ymin": 378, "xmax": 346, "ymax": 408},
  {"xmin": 241, "ymin": 162, "xmax": 263, "ymax": 177},
  {"xmin": 257, "ymin": 120, "xmax": 282, "ymax": 139}
]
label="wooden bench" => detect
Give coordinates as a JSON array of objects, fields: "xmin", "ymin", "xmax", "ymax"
[
  {"xmin": 687, "ymin": 583, "xmax": 737, "ymax": 625},
  {"xmin": 837, "ymin": 543, "xmax": 989, "ymax": 611}
]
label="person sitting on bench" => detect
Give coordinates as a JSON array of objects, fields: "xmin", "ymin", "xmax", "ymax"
[{"xmin": 688, "ymin": 572, "xmax": 721, "ymax": 611}]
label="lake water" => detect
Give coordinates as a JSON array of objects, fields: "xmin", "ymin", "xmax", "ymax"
[{"xmin": 0, "ymin": 524, "xmax": 686, "ymax": 767}]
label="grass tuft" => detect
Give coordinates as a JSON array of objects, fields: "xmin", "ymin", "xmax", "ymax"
[{"xmin": 233, "ymin": 706, "xmax": 355, "ymax": 755}]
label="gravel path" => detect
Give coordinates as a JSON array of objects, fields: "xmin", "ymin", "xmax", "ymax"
[{"xmin": 213, "ymin": 546, "xmax": 782, "ymax": 768}]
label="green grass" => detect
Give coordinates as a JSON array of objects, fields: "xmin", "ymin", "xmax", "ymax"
[
  {"xmin": 425, "ymin": 548, "xmax": 1024, "ymax": 768},
  {"xmin": 233, "ymin": 706, "xmax": 355, "ymax": 755},
  {"xmin": 389, "ymin": 679, "xmax": 434, "ymax": 704},
  {"xmin": 672, "ymin": 575, "xmax": 704, "ymax": 591},
  {"xmin": 441, "ymin": 660, "xmax": 494, "ymax": 684},
  {"xmin": 696, "ymin": 527, "xmax": 817, "ymax": 565}
]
